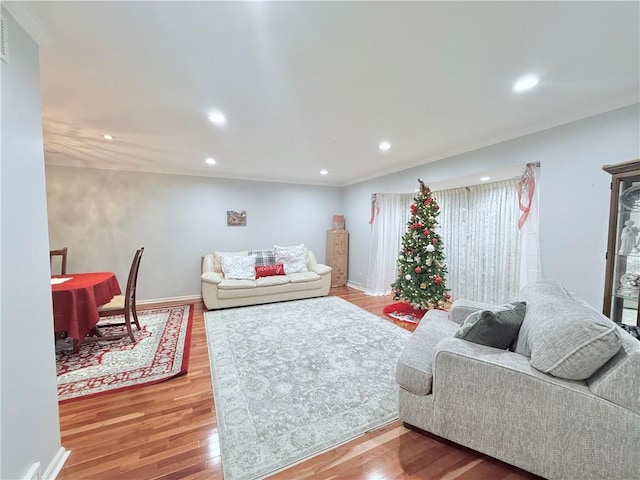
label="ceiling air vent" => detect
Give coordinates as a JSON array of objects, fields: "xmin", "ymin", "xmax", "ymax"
[{"xmin": 1, "ymin": 15, "xmax": 8, "ymax": 64}]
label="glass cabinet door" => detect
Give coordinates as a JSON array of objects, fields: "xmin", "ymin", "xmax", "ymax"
[{"xmin": 603, "ymin": 160, "xmax": 640, "ymax": 326}]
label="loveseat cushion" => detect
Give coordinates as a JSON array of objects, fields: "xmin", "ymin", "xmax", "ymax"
[
  {"xmin": 454, "ymin": 302, "xmax": 527, "ymax": 350},
  {"xmin": 396, "ymin": 309, "xmax": 458, "ymax": 395},
  {"xmin": 515, "ymin": 280, "xmax": 622, "ymax": 380}
]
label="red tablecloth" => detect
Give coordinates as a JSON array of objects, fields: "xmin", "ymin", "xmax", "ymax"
[{"xmin": 52, "ymin": 272, "xmax": 121, "ymax": 342}]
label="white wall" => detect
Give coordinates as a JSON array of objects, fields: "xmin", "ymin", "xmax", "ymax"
[
  {"xmin": 343, "ymin": 104, "xmax": 640, "ymax": 309},
  {"xmin": 45, "ymin": 166, "xmax": 342, "ymax": 300},
  {"xmin": 1, "ymin": 9, "xmax": 63, "ymax": 479}
]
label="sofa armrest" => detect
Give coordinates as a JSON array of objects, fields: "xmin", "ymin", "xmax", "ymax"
[
  {"xmin": 448, "ymin": 299, "xmax": 501, "ymax": 325},
  {"xmin": 311, "ymin": 263, "xmax": 332, "ymax": 275},
  {"xmin": 201, "ymin": 271, "xmax": 223, "ymax": 284},
  {"xmin": 202, "ymin": 254, "xmax": 216, "ymax": 273}
]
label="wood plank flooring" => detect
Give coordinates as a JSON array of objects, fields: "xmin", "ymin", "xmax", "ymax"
[{"xmin": 58, "ymin": 287, "xmax": 539, "ymax": 479}]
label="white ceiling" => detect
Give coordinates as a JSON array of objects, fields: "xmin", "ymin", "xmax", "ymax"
[{"xmin": 7, "ymin": 1, "xmax": 640, "ymax": 186}]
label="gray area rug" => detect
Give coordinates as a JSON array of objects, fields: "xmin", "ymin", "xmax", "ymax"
[{"xmin": 204, "ymin": 296, "xmax": 411, "ymax": 480}]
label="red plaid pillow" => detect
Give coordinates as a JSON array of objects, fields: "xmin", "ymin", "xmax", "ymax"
[{"xmin": 255, "ymin": 263, "xmax": 286, "ymax": 278}]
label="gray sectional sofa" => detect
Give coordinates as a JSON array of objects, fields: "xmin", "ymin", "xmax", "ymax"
[{"xmin": 396, "ymin": 279, "xmax": 640, "ymax": 480}]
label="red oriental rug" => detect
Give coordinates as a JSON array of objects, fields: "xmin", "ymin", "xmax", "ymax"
[
  {"xmin": 382, "ymin": 302, "xmax": 428, "ymax": 324},
  {"xmin": 56, "ymin": 304, "xmax": 193, "ymax": 403}
]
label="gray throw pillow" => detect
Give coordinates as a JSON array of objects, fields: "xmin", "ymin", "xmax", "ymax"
[{"xmin": 454, "ymin": 302, "xmax": 527, "ymax": 350}]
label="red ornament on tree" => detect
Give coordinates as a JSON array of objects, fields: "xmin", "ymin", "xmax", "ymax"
[
  {"xmin": 410, "ymin": 204, "xmax": 417, "ymax": 214},
  {"xmin": 423, "ymin": 228, "xmax": 430, "ymax": 236},
  {"xmin": 415, "ymin": 266, "xmax": 422, "ymax": 273},
  {"xmin": 432, "ymin": 238, "xmax": 438, "ymax": 244},
  {"xmin": 434, "ymin": 275, "xmax": 443, "ymax": 285},
  {"xmin": 424, "ymin": 197, "xmax": 432, "ymax": 205}
]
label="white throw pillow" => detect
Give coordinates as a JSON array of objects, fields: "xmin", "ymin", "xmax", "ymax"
[
  {"xmin": 274, "ymin": 244, "xmax": 308, "ymax": 274},
  {"xmin": 213, "ymin": 250, "xmax": 248, "ymax": 273},
  {"xmin": 221, "ymin": 254, "xmax": 257, "ymax": 280}
]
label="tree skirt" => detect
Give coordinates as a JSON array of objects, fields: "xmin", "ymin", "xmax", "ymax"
[
  {"xmin": 56, "ymin": 305, "xmax": 193, "ymax": 403},
  {"xmin": 382, "ymin": 301, "xmax": 428, "ymax": 324}
]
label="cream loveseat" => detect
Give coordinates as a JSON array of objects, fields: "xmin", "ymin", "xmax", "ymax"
[
  {"xmin": 396, "ymin": 280, "xmax": 640, "ymax": 480},
  {"xmin": 201, "ymin": 247, "xmax": 332, "ymax": 310}
]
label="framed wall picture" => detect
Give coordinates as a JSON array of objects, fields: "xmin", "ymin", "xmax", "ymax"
[{"xmin": 227, "ymin": 210, "xmax": 247, "ymax": 226}]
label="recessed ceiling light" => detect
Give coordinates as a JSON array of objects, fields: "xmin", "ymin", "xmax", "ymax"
[
  {"xmin": 103, "ymin": 134, "xmax": 114, "ymax": 140},
  {"xmin": 208, "ymin": 111, "xmax": 227, "ymax": 126},
  {"xmin": 205, "ymin": 157, "xmax": 217, "ymax": 165},
  {"xmin": 513, "ymin": 75, "xmax": 539, "ymax": 92},
  {"xmin": 320, "ymin": 169, "xmax": 328, "ymax": 175},
  {"xmin": 480, "ymin": 176, "xmax": 490, "ymax": 182},
  {"xmin": 379, "ymin": 141, "xmax": 391, "ymax": 152}
]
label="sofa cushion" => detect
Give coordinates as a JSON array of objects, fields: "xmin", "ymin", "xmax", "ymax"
[
  {"xmin": 221, "ymin": 254, "xmax": 257, "ymax": 280},
  {"xmin": 274, "ymin": 244, "xmax": 308, "ymax": 274},
  {"xmin": 249, "ymin": 249, "xmax": 276, "ymax": 266},
  {"xmin": 218, "ymin": 283, "xmax": 292, "ymax": 299},
  {"xmin": 454, "ymin": 302, "xmax": 526, "ymax": 350},
  {"xmin": 218, "ymin": 279, "xmax": 257, "ymax": 289},
  {"xmin": 396, "ymin": 309, "xmax": 458, "ymax": 396},
  {"xmin": 256, "ymin": 276, "xmax": 290, "ymax": 287},
  {"xmin": 289, "ymin": 279, "xmax": 322, "ymax": 293},
  {"xmin": 287, "ymin": 271, "xmax": 320, "ymax": 283},
  {"xmin": 516, "ymin": 280, "xmax": 622, "ymax": 380},
  {"xmin": 255, "ymin": 263, "xmax": 285, "ymax": 278}
]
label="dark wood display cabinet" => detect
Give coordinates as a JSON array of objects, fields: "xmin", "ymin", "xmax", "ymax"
[{"xmin": 603, "ymin": 159, "xmax": 640, "ymax": 326}]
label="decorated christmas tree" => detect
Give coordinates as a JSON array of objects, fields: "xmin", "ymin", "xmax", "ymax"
[{"xmin": 391, "ymin": 179, "xmax": 450, "ymax": 310}]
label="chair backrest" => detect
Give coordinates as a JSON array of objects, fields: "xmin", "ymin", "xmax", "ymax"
[
  {"xmin": 50, "ymin": 247, "xmax": 68, "ymax": 275},
  {"xmin": 124, "ymin": 247, "xmax": 144, "ymax": 311}
]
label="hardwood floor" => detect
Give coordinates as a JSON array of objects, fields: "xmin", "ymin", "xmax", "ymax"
[{"xmin": 58, "ymin": 287, "xmax": 539, "ymax": 479}]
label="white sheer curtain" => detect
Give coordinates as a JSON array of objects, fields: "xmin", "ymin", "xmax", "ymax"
[
  {"xmin": 518, "ymin": 164, "xmax": 543, "ymax": 289},
  {"xmin": 435, "ymin": 178, "xmax": 521, "ymax": 304},
  {"xmin": 365, "ymin": 193, "xmax": 413, "ymax": 295}
]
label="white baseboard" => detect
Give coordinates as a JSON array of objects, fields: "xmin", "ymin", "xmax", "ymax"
[
  {"xmin": 346, "ymin": 281, "xmax": 366, "ymax": 292},
  {"xmin": 137, "ymin": 294, "xmax": 202, "ymax": 306},
  {"xmin": 42, "ymin": 447, "xmax": 70, "ymax": 479}
]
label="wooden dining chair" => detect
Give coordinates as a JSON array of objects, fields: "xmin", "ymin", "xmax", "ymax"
[
  {"xmin": 50, "ymin": 247, "xmax": 68, "ymax": 275},
  {"xmin": 97, "ymin": 247, "xmax": 144, "ymax": 343}
]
